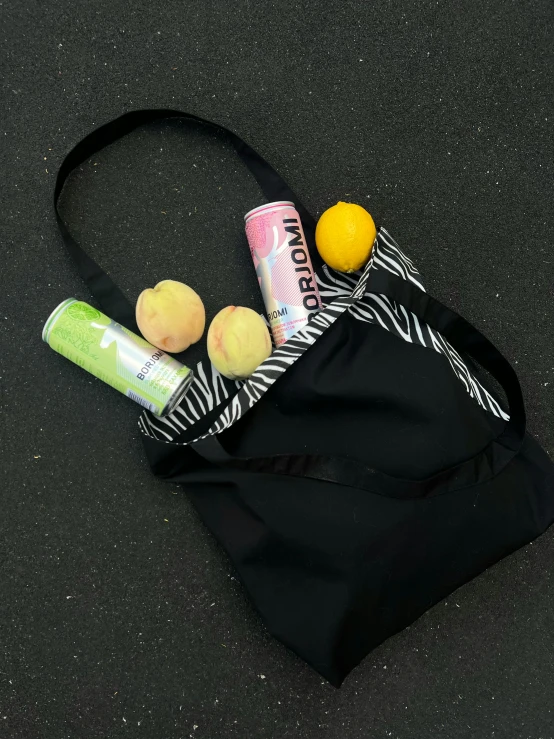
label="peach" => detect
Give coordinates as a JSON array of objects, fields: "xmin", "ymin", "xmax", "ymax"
[
  {"xmin": 136, "ymin": 280, "xmax": 205, "ymax": 353},
  {"xmin": 207, "ymin": 306, "xmax": 272, "ymax": 380}
]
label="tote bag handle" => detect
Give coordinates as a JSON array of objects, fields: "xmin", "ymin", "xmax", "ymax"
[{"xmin": 54, "ymin": 108, "xmax": 320, "ymax": 347}]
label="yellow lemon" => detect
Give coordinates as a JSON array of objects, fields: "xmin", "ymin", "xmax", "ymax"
[{"xmin": 315, "ymin": 202, "xmax": 376, "ymax": 272}]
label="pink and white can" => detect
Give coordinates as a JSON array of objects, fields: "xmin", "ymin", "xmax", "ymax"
[{"xmin": 245, "ymin": 201, "xmax": 322, "ymax": 346}]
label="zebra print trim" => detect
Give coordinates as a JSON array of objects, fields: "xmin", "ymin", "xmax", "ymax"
[
  {"xmin": 139, "ymin": 360, "xmax": 242, "ymax": 442},
  {"xmin": 139, "ymin": 227, "xmax": 507, "ymax": 444},
  {"xmin": 317, "ymin": 229, "xmax": 508, "ymax": 422}
]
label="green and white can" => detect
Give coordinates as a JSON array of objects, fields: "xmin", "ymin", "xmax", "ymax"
[{"xmin": 42, "ymin": 299, "xmax": 194, "ymax": 416}]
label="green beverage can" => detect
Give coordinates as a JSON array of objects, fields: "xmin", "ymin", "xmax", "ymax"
[{"xmin": 42, "ymin": 299, "xmax": 194, "ymax": 416}]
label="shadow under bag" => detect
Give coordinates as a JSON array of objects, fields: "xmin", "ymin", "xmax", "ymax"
[{"xmin": 55, "ymin": 109, "xmax": 554, "ymax": 686}]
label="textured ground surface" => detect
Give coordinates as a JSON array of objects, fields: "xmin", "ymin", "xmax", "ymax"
[{"xmin": 1, "ymin": 1, "xmax": 553, "ymax": 737}]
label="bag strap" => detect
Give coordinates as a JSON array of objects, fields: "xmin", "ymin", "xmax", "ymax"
[
  {"xmin": 181, "ymin": 266, "xmax": 526, "ymax": 498},
  {"xmin": 54, "ymin": 109, "xmax": 319, "ymax": 335}
]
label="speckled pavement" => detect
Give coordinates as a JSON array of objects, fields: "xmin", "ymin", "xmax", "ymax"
[{"xmin": 2, "ymin": 1, "xmax": 553, "ymax": 737}]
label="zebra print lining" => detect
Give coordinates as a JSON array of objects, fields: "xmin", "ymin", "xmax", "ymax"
[{"xmin": 139, "ymin": 228, "xmax": 507, "ymax": 445}]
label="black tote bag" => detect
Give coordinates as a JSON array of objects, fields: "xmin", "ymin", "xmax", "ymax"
[{"xmin": 54, "ymin": 110, "xmax": 554, "ymax": 687}]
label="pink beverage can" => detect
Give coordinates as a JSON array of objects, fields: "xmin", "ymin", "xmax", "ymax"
[{"xmin": 244, "ymin": 201, "xmax": 322, "ymax": 346}]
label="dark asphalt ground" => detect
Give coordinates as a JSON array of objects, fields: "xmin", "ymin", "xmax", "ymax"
[{"xmin": 2, "ymin": 1, "xmax": 554, "ymax": 737}]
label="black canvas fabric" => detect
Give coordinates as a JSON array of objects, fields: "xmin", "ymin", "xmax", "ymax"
[{"xmin": 54, "ymin": 110, "xmax": 554, "ymax": 687}]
